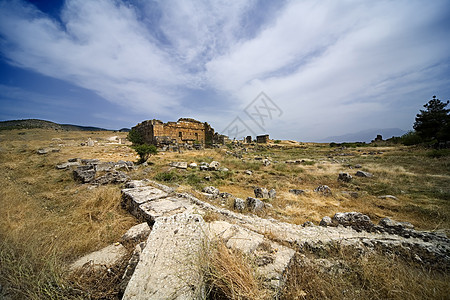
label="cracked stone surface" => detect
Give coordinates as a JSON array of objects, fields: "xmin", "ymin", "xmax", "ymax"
[
  {"xmin": 120, "ymin": 180, "xmax": 450, "ymax": 298},
  {"xmin": 122, "ymin": 213, "xmax": 206, "ymax": 300}
]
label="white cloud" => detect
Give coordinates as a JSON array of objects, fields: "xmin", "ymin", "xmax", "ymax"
[{"xmin": 0, "ymin": 0, "xmax": 449, "ymax": 139}]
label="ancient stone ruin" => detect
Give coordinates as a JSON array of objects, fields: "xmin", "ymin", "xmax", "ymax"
[
  {"xmin": 132, "ymin": 118, "xmax": 226, "ymax": 147},
  {"xmin": 69, "ymin": 179, "xmax": 450, "ymax": 299},
  {"xmin": 257, "ymin": 134, "xmax": 270, "ymax": 143}
]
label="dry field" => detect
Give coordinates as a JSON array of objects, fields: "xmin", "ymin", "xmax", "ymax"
[{"xmin": 0, "ymin": 129, "xmax": 449, "ymax": 299}]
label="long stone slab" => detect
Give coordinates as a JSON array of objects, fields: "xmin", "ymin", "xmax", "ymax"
[
  {"xmin": 121, "ymin": 186, "xmax": 168, "ymax": 217},
  {"xmin": 137, "ymin": 196, "xmax": 197, "ymax": 224},
  {"xmin": 122, "ymin": 213, "xmax": 206, "ymax": 300}
]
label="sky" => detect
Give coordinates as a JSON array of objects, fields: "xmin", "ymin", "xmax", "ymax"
[{"xmin": 0, "ymin": 0, "xmax": 449, "ymax": 141}]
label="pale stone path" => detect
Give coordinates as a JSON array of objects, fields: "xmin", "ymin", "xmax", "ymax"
[{"xmin": 120, "ymin": 180, "xmax": 450, "ymax": 299}]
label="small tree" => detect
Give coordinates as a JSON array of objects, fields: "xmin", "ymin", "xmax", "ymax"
[
  {"xmin": 132, "ymin": 144, "xmax": 158, "ymax": 164},
  {"xmin": 127, "ymin": 128, "xmax": 144, "ymax": 145},
  {"xmin": 127, "ymin": 129, "xmax": 157, "ymax": 163},
  {"xmin": 413, "ymin": 96, "xmax": 450, "ymax": 144}
]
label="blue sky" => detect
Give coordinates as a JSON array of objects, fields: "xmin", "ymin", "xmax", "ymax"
[{"xmin": 0, "ymin": 0, "xmax": 449, "ymax": 141}]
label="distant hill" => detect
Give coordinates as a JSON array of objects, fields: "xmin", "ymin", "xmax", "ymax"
[
  {"xmin": 0, "ymin": 119, "xmax": 110, "ymax": 131},
  {"xmin": 320, "ymin": 128, "xmax": 407, "ymax": 143}
]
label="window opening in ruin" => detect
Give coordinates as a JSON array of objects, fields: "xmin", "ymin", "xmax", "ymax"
[{"xmin": 179, "ymin": 132, "xmax": 182, "ymax": 138}]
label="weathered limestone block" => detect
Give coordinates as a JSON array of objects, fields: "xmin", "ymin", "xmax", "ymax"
[
  {"xmin": 208, "ymin": 221, "xmax": 295, "ymax": 293},
  {"xmin": 73, "ymin": 165, "xmax": 96, "ymax": 183},
  {"xmin": 124, "ymin": 179, "xmax": 150, "ymax": 188},
  {"xmin": 255, "ymin": 242, "xmax": 296, "ymax": 290},
  {"xmin": 122, "ymin": 213, "xmax": 206, "ymax": 300},
  {"xmin": 338, "ymin": 172, "xmax": 352, "ymax": 182},
  {"xmin": 169, "ymin": 161, "xmax": 188, "ymax": 169},
  {"xmin": 121, "ymin": 222, "xmax": 151, "ymax": 245},
  {"xmin": 69, "ymin": 243, "xmax": 127, "ymax": 272},
  {"xmin": 209, "ymin": 161, "xmax": 220, "ymax": 170},
  {"xmin": 234, "ymin": 198, "xmax": 246, "ymax": 211},
  {"xmin": 247, "ymin": 197, "xmax": 265, "ymax": 212},
  {"xmin": 355, "ymin": 170, "xmax": 373, "ymax": 177},
  {"xmin": 138, "ymin": 197, "xmax": 196, "ymax": 224},
  {"xmin": 56, "ymin": 161, "xmax": 80, "ymax": 169},
  {"xmin": 121, "ymin": 186, "xmax": 168, "ymax": 217},
  {"xmin": 254, "ymin": 187, "xmax": 269, "ymax": 198},
  {"xmin": 209, "ymin": 221, "xmax": 264, "ymax": 254},
  {"xmin": 332, "ymin": 212, "xmax": 374, "ymax": 231},
  {"xmin": 91, "ymin": 171, "xmax": 129, "ymax": 185}
]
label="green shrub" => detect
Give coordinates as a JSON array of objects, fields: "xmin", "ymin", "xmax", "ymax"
[
  {"xmin": 400, "ymin": 131, "xmax": 423, "ymax": 146},
  {"xmin": 132, "ymin": 144, "xmax": 157, "ymax": 164}
]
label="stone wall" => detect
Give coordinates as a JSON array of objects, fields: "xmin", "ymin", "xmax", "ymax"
[
  {"xmin": 132, "ymin": 118, "xmax": 217, "ymax": 146},
  {"xmin": 257, "ymin": 134, "xmax": 269, "ymax": 143}
]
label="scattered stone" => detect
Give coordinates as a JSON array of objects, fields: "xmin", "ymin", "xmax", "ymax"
[
  {"xmin": 378, "ymin": 195, "xmax": 398, "ymax": 200},
  {"xmin": 56, "ymin": 161, "xmax": 80, "ymax": 169},
  {"xmin": 204, "ymin": 175, "xmax": 211, "ymax": 181},
  {"xmin": 262, "ymin": 159, "xmax": 271, "ymax": 166},
  {"xmin": 122, "ymin": 214, "xmax": 206, "ymax": 300},
  {"xmin": 87, "ymin": 138, "xmax": 95, "ymax": 147},
  {"xmin": 354, "ymin": 164, "xmax": 362, "ymax": 168},
  {"xmin": 121, "ymin": 223, "xmax": 151, "ymax": 245},
  {"xmin": 70, "ymin": 243, "xmax": 127, "ymax": 272},
  {"xmin": 202, "ymin": 186, "xmax": 219, "ymax": 196},
  {"xmin": 188, "ymin": 162, "xmax": 197, "ymax": 168},
  {"xmin": 91, "ymin": 171, "xmax": 129, "ymax": 185},
  {"xmin": 332, "ymin": 212, "xmax": 373, "ymax": 232},
  {"xmin": 338, "ymin": 172, "xmax": 352, "ymax": 182},
  {"xmin": 314, "ymin": 185, "xmax": 332, "ymax": 196},
  {"xmin": 95, "ymin": 162, "xmax": 115, "ymax": 172},
  {"xmin": 73, "ymin": 165, "xmax": 96, "ymax": 183},
  {"xmin": 234, "ymin": 198, "xmax": 246, "ymax": 211},
  {"xmin": 124, "ymin": 179, "xmax": 150, "ymax": 188},
  {"xmin": 254, "ymin": 187, "xmax": 269, "ymax": 198},
  {"xmin": 244, "ymin": 170, "xmax": 253, "ymax": 175},
  {"xmin": 81, "ymin": 159, "xmax": 100, "ymax": 165},
  {"xmin": 37, "ymin": 147, "xmax": 60, "ymax": 155},
  {"xmin": 289, "ymin": 189, "xmax": 305, "ymax": 195},
  {"xmin": 199, "ymin": 162, "xmax": 209, "ymax": 171},
  {"xmin": 68, "ymin": 158, "xmax": 80, "ymax": 162},
  {"xmin": 169, "ymin": 162, "xmax": 188, "ymax": 169},
  {"xmin": 218, "ymin": 167, "xmax": 229, "ymax": 172},
  {"xmin": 302, "ymin": 221, "xmax": 314, "ymax": 227},
  {"xmin": 246, "ymin": 197, "xmax": 265, "ymax": 212},
  {"xmin": 219, "ymin": 192, "xmax": 232, "ymax": 199},
  {"xmin": 268, "ymin": 189, "xmax": 276, "ymax": 199},
  {"xmin": 355, "ymin": 170, "xmax": 373, "ymax": 177},
  {"xmin": 319, "ymin": 216, "xmax": 332, "ymax": 227},
  {"xmin": 209, "ymin": 161, "xmax": 220, "ymax": 170}
]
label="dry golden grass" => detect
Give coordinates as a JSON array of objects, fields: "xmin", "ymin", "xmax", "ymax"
[
  {"xmin": 281, "ymin": 252, "xmax": 450, "ymax": 300},
  {"xmin": 0, "ymin": 129, "xmax": 137, "ymax": 298},
  {"xmin": 1, "ymin": 129, "xmax": 449, "ymax": 298},
  {"xmin": 203, "ymin": 240, "xmax": 267, "ymax": 300}
]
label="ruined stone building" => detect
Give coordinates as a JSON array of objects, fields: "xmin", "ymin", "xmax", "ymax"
[
  {"xmin": 257, "ymin": 134, "xmax": 270, "ymax": 143},
  {"xmin": 132, "ymin": 118, "xmax": 225, "ymax": 146}
]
